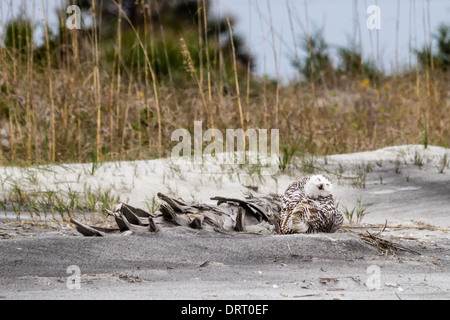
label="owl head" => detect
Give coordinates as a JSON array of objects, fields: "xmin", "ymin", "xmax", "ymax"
[{"xmin": 304, "ymin": 174, "xmax": 332, "ymax": 199}]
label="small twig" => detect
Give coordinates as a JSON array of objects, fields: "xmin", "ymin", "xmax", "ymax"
[
  {"xmin": 374, "ymin": 220, "xmax": 388, "ymax": 236},
  {"xmin": 293, "ymin": 293, "xmax": 321, "ymax": 298}
]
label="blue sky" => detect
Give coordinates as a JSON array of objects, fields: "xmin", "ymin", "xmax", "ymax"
[{"xmin": 1, "ymin": 0, "xmax": 449, "ymax": 82}]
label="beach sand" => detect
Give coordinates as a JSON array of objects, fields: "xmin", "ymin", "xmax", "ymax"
[{"xmin": 0, "ymin": 145, "xmax": 449, "ymax": 300}]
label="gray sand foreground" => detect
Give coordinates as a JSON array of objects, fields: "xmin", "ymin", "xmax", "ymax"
[
  {"xmin": 0, "ymin": 145, "xmax": 449, "ymax": 300},
  {"xmin": 0, "ymin": 228, "xmax": 449, "ymax": 300}
]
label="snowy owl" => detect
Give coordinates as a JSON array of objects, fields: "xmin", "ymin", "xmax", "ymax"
[{"xmin": 280, "ymin": 174, "xmax": 343, "ymax": 234}]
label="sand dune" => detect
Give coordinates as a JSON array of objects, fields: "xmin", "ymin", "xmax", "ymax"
[{"xmin": 0, "ymin": 145, "xmax": 449, "ymax": 300}]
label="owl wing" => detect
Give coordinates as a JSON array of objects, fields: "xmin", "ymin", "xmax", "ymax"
[
  {"xmin": 280, "ymin": 189, "xmax": 304, "ymax": 233},
  {"xmin": 285, "ymin": 196, "xmax": 343, "ymax": 233},
  {"xmin": 297, "ymin": 199, "xmax": 323, "ymax": 233},
  {"xmin": 280, "ymin": 178, "xmax": 311, "ymax": 233},
  {"xmin": 281, "ymin": 178, "xmax": 309, "ymax": 211},
  {"xmin": 311, "ymin": 196, "xmax": 344, "ymax": 233}
]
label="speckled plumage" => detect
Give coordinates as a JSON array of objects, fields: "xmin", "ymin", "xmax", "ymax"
[{"xmin": 280, "ymin": 175, "xmax": 343, "ymax": 234}]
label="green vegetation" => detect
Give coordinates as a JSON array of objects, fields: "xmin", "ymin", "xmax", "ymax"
[
  {"xmin": 416, "ymin": 23, "xmax": 450, "ymax": 73},
  {"xmin": 341, "ymin": 198, "xmax": 369, "ymax": 225}
]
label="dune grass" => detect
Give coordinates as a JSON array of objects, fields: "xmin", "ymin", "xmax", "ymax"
[
  {"xmin": 0, "ymin": 1, "xmax": 448, "ymax": 169},
  {"xmin": 1, "ymin": 59, "xmax": 447, "ymax": 166}
]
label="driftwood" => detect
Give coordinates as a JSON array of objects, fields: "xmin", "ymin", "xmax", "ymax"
[
  {"xmin": 71, "ymin": 192, "xmax": 282, "ymax": 237},
  {"xmin": 70, "ymin": 193, "xmax": 421, "ymax": 257}
]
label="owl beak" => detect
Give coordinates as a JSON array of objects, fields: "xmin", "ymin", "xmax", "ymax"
[{"xmin": 318, "ymin": 184, "xmax": 324, "ymax": 190}]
